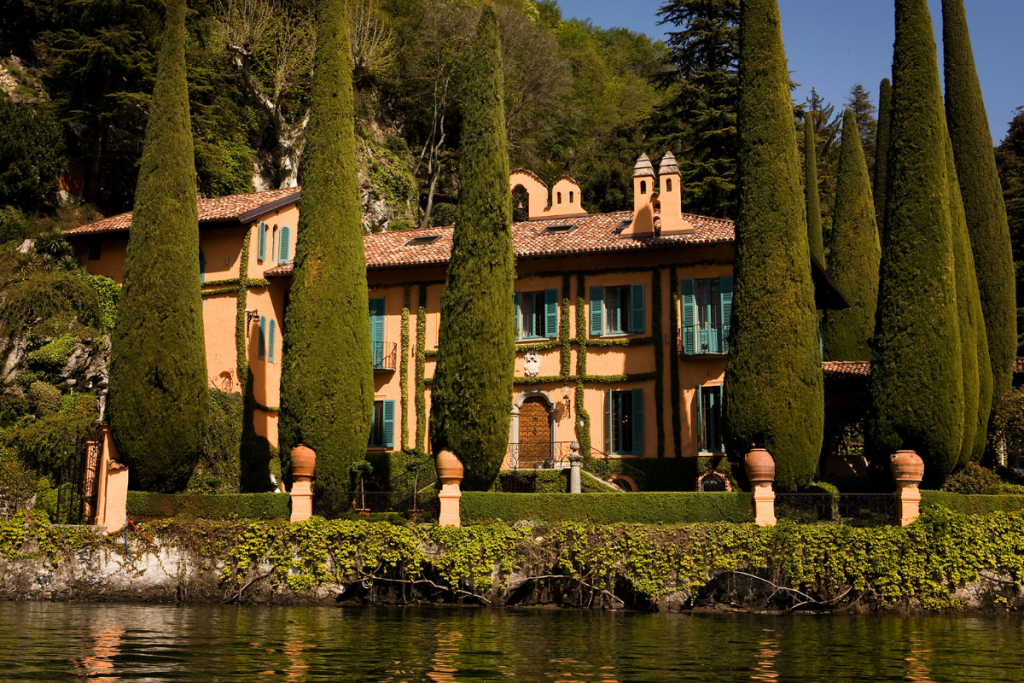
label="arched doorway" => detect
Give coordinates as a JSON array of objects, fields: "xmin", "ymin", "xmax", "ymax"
[{"xmin": 518, "ymin": 397, "xmax": 551, "ymax": 468}]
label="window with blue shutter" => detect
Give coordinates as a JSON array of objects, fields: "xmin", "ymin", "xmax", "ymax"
[
  {"xmin": 544, "ymin": 289, "xmax": 558, "ymax": 338},
  {"xmin": 258, "ymin": 316, "xmax": 266, "ymax": 360},
  {"xmin": 681, "ymin": 279, "xmax": 696, "ymax": 355},
  {"xmin": 383, "ymin": 399, "xmax": 395, "ymax": 448},
  {"xmin": 720, "ymin": 275, "xmax": 733, "ymax": 353},
  {"xmin": 631, "ymin": 284, "xmax": 645, "ymax": 334},
  {"xmin": 699, "ymin": 385, "xmax": 723, "ymax": 452},
  {"xmin": 589, "ymin": 286, "xmax": 604, "ymax": 336},
  {"xmin": 515, "ymin": 290, "xmax": 557, "ymax": 339},
  {"xmin": 369, "ymin": 298, "xmax": 385, "ymax": 368},
  {"xmin": 199, "ymin": 249, "xmax": 206, "ymax": 284},
  {"xmin": 368, "ymin": 400, "xmax": 396, "ymax": 448},
  {"xmin": 268, "ymin": 319, "xmax": 276, "ymax": 363},
  {"xmin": 278, "ymin": 226, "xmax": 291, "ymax": 264},
  {"xmin": 631, "ymin": 387, "xmax": 644, "ymax": 455},
  {"xmin": 681, "ymin": 276, "xmax": 730, "ymax": 355},
  {"xmin": 257, "ymin": 221, "xmax": 266, "ymax": 261},
  {"xmin": 514, "ymin": 292, "xmax": 521, "ymax": 340},
  {"xmin": 609, "ymin": 389, "xmax": 644, "ymax": 455}
]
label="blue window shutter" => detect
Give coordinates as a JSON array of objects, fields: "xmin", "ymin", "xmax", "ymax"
[
  {"xmin": 590, "ymin": 286, "xmax": 604, "ymax": 336},
  {"xmin": 257, "ymin": 222, "xmax": 266, "ymax": 261},
  {"xmin": 258, "ymin": 317, "xmax": 266, "ymax": 360},
  {"xmin": 199, "ymin": 249, "xmax": 206, "ymax": 284},
  {"xmin": 720, "ymin": 275, "xmax": 733, "ymax": 354},
  {"xmin": 279, "ymin": 226, "xmax": 291, "ymax": 264},
  {"xmin": 681, "ymin": 279, "xmax": 696, "ymax": 355},
  {"xmin": 697, "ymin": 385, "xmax": 704, "ymax": 452},
  {"xmin": 632, "ymin": 388, "xmax": 644, "ymax": 455},
  {"xmin": 383, "ymin": 400, "xmax": 395, "ymax": 449},
  {"xmin": 514, "ymin": 292, "xmax": 521, "ymax": 339},
  {"xmin": 606, "ymin": 389, "xmax": 614, "ymax": 454},
  {"xmin": 369, "ymin": 298, "xmax": 385, "ymax": 344},
  {"xmin": 631, "ymin": 284, "xmax": 645, "ymax": 334},
  {"xmin": 268, "ymin": 319, "xmax": 276, "ymax": 363},
  {"xmin": 545, "ymin": 289, "xmax": 558, "ymax": 338}
]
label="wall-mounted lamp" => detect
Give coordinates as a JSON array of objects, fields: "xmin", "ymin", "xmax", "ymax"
[
  {"xmin": 245, "ymin": 308, "xmax": 260, "ymax": 327},
  {"xmin": 561, "ymin": 382, "xmax": 571, "ymax": 419}
]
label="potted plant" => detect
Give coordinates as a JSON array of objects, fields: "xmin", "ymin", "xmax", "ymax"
[
  {"xmin": 403, "ymin": 457, "xmax": 433, "ymax": 520},
  {"xmin": 350, "ymin": 460, "xmax": 373, "ymax": 516}
]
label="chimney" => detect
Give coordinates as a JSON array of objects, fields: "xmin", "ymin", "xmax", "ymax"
[
  {"xmin": 657, "ymin": 152, "xmax": 693, "ymax": 235},
  {"xmin": 622, "ymin": 154, "xmax": 656, "ymax": 236}
]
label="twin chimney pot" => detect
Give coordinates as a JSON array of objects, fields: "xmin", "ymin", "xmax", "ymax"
[{"xmin": 621, "ymin": 152, "xmax": 693, "ymax": 237}]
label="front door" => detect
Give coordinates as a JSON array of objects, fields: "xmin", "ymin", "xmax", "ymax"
[{"xmin": 518, "ymin": 398, "xmax": 551, "ymax": 468}]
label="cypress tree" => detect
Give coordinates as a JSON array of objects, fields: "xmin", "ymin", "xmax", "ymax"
[
  {"xmin": 108, "ymin": 0, "xmax": 208, "ymax": 493},
  {"xmin": 823, "ymin": 109, "xmax": 880, "ymax": 362},
  {"xmin": 278, "ymin": 0, "xmax": 373, "ymax": 512},
  {"xmin": 804, "ymin": 113, "xmax": 825, "ymax": 265},
  {"xmin": 429, "ymin": 8, "xmax": 515, "ymax": 491},
  {"xmin": 942, "ymin": 0, "xmax": 1017, "ymax": 398},
  {"xmin": 873, "ymin": 78, "xmax": 892, "ymax": 235},
  {"xmin": 868, "ymin": 0, "xmax": 963, "ymax": 485},
  {"xmin": 724, "ymin": 0, "xmax": 823, "ymax": 491}
]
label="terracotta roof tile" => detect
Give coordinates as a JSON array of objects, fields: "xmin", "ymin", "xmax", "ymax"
[
  {"xmin": 63, "ymin": 187, "xmax": 301, "ymax": 236},
  {"xmin": 265, "ymin": 211, "xmax": 734, "ymax": 276},
  {"xmin": 822, "ymin": 360, "xmax": 872, "ymax": 379}
]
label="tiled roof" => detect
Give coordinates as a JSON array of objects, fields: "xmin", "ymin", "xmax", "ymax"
[
  {"xmin": 63, "ymin": 187, "xmax": 301, "ymax": 236},
  {"xmin": 265, "ymin": 211, "xmax": 734, "ymax": 275},
  {"xmin": 823, "ymin": 361, "xmax": 871, "ymax": 379}
]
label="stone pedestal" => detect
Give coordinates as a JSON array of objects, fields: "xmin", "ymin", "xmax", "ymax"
[
  {"xmin": 568, "ymin": 442, "xmax": 583, "ymax": 494},
  {"xmin": 436, "ymin": 450, "xmax": 463, "ymax": 527},
  {"xmin": 289, "ymin": 444, "xmax": 316, "ymax": 523},
  {"xmin": 752, "ymin": 483, "xmax": 776, "ymax": 527},
  {"xmin": 744, "ymin": 447, "xmax": 777, "ymax": 527},
  {"xmin": 894, "ymin": 485, "xmax": 921, "ymax": 527},
  {"xmin": 890, "ymin": 449, "xmax": 924, "ymax": 527},
  {"xmin": 93, "ymin": 425, "xmax": 128, "ymax": 532}
]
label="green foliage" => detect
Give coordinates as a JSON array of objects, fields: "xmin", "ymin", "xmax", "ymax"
[
  {"xmin": 86, "ymin": 275, "xmax": 119, "ymax": 331},
  {"xmin": 278, "ymin": 0, "xmax": 373, "ymax": 514},
  {"xmin": 0, "ymin": 205, "xmax": 28, "ymax": 244},
  {"xmin": 363, "ymin": 139, "xmax": 417, "ymax": 219},
  {"xmin": 429, "ymin": 203, "xmax": 456, "ymax": 228},
  {"xmin": 6, "ymin": 410, "xmax": 96, "ymax": 480},
  {"xmin": 108, "ymin": 0, "xmax": 208, "ymax": 493},
  {"xmin": 461, "ymin": 492, "xmax": 753, "ymax": 525},
  {"xmin": 823, "ymin": 110, "xmax": 880, "ymax": 361},
  {"xmin": 995, "ymin": 109, "xmax": 1024, "ymax": 356},
  {"xmin": 804, "ymin": 115, "xmax": 824, "ymax": 265},
  {"xmin": 846, "ymin": 84, "xmax": 878, "ymax": 177},
  {"xmin": 941, "ymin": 462, "xmax": 1003, "ymax": 495},
  {"xmin": 874, "ymin": 78, "xmax": 893, "ymax": 234},
  {"xmin": 0, "ymin": 96, "xmax": 66, "ymax": 210},
  {"xmin": 920, "ymin": 490, "xmax": 1024, "ymax": 515},
  {"xmin": 724, "ymin": 0, "xmax": 823, "ymax": 491},
  {"xmin": 25, "ymin": 335, "xmax": 77, "ymax": 380},
  {"xmin": 943, "ymin": 0, "xmax": 1017, "ymax": 398},
  {"xmin": 26, "ymin": 381, "xmax": 61, "ymax": 417},
  {"xmin": 126, "ymin": 490, "xmax": 289, "ymax": 521},
  {"xmin": 389, "ymin": 220, "xmax": 414, "ymax": 232},
  {"xmin": 993, "ymin": 387, "xmax": 1024, "ymax": 466},
  {"xmin": 187, "ymin": 388, "xmax": 245, "ymax": 494},
  {"xmin": 430, "ymin": 8, "xmax": 515, "ymax": 491},
  {"xmin": 0, "ymin": 448, "xmax": 39, "ymax": 512},
  {"xmin": 0, "ymin": 271, "xmax": 103, "ymax": 338},
  {"xmin": 194, "ymin": 131, "xmax": 256, "ymax": 198},
  {"xmin": 868, "ymin": 0, "xmax": 963, "ymax": 487}
]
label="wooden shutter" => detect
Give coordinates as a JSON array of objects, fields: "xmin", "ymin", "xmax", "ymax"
[
  {"xmin": 681, "ymin": 279, "xmax": 696, "ymax": 355},
  {"xmin": 590, "ymin": 286, "xmax": 604, "ymax": 336},
  {"xmin": 268, "ymin": 319, "xmax": 276, "ymax": 363},
  {"xmin": 631, "ymin": 284, "xmax": 645, "ymax": 334},
  {"xmin": 545, "ymin": 289, "xmax": 558, "ymax": 338},
  {"xmin": 369, "ymin": 299, "xmax": 385, "ymax": 344},
  {"xmin": 258, "ymin": 317, "xmax": 266, "ymax": 360},
  {"xmin": 257, "ymin": 221, "xmax": 266, "ymax": 261},
  {"xmin": 278, "ymin": 226, "xmax": 291, "ymax": 264},
  {"xmin": 513, "ymin": 292, "xmax": 521, "ymax": 339},
  {"xmin": 383, "ymin": 400, "xmax": 395, "ymax": 449},
  {"xmin": 720, "ymin": 275, "xmax": 733, "ymax": 354},
  {"xmin": 606, "ymin": 389, "xmax": 613, "ymax": 454},
  {"xmin": 631, "ymin": 388, "xmax": 644, "ymax": 455},
  {"xmin": 199, "ymin": 249, "xmax": 206, "ymax": 284},
  {"xmin": 696, "ymin": 385, "xmax": 704, "ymax": 452}
]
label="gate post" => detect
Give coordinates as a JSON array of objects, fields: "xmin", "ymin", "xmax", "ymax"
[
  {"xmin": 93, "ymin": 425, "xmax": 128, "ymax": 532},
  {"xmin": 436, "ymin": 450, "xmax": 463, "ymax": 527},
  {"xmin": 745, "ymin": 447, "xmax": 776, "ymax": 526},
  {"xmin": 891, "ymin": 450, "xmax": 924, "ymax": 526},
  {"xmin": 568, "ymin": 442, "xmax": 583, "ymax": 494},
  {"xmin": 290, "ymin": 444, "xmax": 316, "ymax": 523}
]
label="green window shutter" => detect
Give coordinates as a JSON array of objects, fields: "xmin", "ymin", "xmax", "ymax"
[
  {"xmin": 681, "ymin": 279, "xmax": 696, "ymax": 355},
  {"xmin": 199, "ymin": 249, "xmax": 206, "ymax": 284},
  {"xmin": 590, "ymin": 286, "xmax": 604, "ymax": 336},
  {"xmin": 544, "ymin": 289, "xmax": 558, "ymax": 338},
  {"xmin": 631, "ymin": 284, "xmax": 645, "ymax": 334},
  {"xmin": 369, "ymin": 298, "xmax": 385, "ymax": 344},
  {"xmin": 631, "ymin": 387, "xmax": 644, "ymax": 455},
  {"xmin": 278, "ymin": 225, "xmax": 291, "ymax": 264},
  {"xmin": 719, "ymin": 275, "xmax": 733, "ymax": 354},
  {"xmin": 268, "ymin": 319, "xmax": 276, "ymax": 363},
  {"xmin": 514, "ymin": 292, "xmax": 521, "ymax": 339},
  {"xmin": 697, "ymin": 386, "xmax": 705, "ymax": 452},
  {"xmin": 606, "ymin": 389, "xmax": 613, "ymax": 454},
  {"xmin": 257, "ymin": 221, "xmax": 266, "ymax": 261},
  {"xmin": 258, "ymin": 317, "xmax": 266, "ymax": 360},
  {"xmin": 383, "ymin": 400, "xmax": 395, "ymax": 449}
]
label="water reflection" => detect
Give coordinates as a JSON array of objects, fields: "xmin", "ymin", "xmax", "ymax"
[
  {"xmin": 751, "ymin": 629, "xmax": 778, "ymax": 682},
  {"xmin": 71, "ymin": 622, "xmax": 124, "ymax": 681}
]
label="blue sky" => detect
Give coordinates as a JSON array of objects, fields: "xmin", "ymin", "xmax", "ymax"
[{"xmin": 554, "ymin": 0, "xmax": 1023, "ymax": 143}]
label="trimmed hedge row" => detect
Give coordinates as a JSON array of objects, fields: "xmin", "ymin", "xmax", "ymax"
[
  {"xmin": 460, "ymin": 492, "xmax": 753, "ymax": 525},
  {"xmin": 921, "ymin": 491, "xmax": 1024, "ymax": 515},
  {"xmin": 126, "ymin": 491, "xmax": 289, "ymax": 521}
]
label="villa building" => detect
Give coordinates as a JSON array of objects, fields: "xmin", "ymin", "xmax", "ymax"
[{"xmin": 64, "ymin": 153, "xmax": 852, "ymax": 485}]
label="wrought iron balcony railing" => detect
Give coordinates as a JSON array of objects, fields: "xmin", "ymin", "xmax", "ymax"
[{"xmin": 372, "ymin": 341, "xmax": 398, "ymax": 371}]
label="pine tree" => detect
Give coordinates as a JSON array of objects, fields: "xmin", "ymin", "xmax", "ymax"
[
  {"xmin": 108, "ymin": 0, "xmax": 208, "ymax": 492},
  {"xmin": 823, "ymin": 109, "xmax": 880, "ymax": 362},
  {"xmin": 994, "ymin": 108, "xmax": 1024, "ymax": 353},
  {"xmin": 943, "ymin": 0, "xmax": 1017, "ymax": 398},
  {"xmin": 724, "ymin": 0, "xmax": 823, "ymax": 491},
  {"xmin": 868, "ymin": 0, "xmax": 963, "ymax": 486},
  {"xmin": 846, "ymin": 84, "xmax": 878, "ymax": 176},
  {"xmin": 278, "ymin": 0, "xmax": 373, "ymax": 512},
  {"xmin": 804, "ymin": 114, "xmax": 825, "ymax": 265},
  {"xmin": 873, "ymin": 78, "xmax": 892, "ymax": 235},
  {"xmin": 429, "ymin": 7, "xmax": 515, "ymax": 491}
]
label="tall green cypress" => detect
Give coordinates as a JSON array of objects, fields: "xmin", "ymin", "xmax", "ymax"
[
  {"xmin": 873, "ymin": 78, "xmax": 892, "ymax": 235},
  {"xmin": 724, "ymin": 0, "xmax": 823, "ymax": 491},
  {"xmin": 804, "ymin": 113, "xmax": 825, "ymax": 265},
  {"xmin": 108, "ymin": 0, "xmax": 207, "ymax": 493},
  {"xmin": 868, "ymin": 0, "xmax": 963, "ymax": 485},
  {"xmin": 429, "ymin": 7, "xmax": 515, "ymax": 491},
  {"xmin": 823, "ymin": 110, "xmax": 880, "ymax": 362},
  {"xmin": 278, "ymin": 0, "xmax": 373, "ymax": 512},
  {"xmin": 942, "ymin": 0, "xmax": 1017, "ymax": 398}
]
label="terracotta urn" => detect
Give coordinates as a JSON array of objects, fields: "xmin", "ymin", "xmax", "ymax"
[
  {"xmin": 291, "ymin": 444, "xmax": 316, "ymax": 479},
  {"xmin": 744, "ymin": 447, "xmax": 775, "ymax": 486},
  {"xmin": 436, "ymin": 449, "xmax": 464, "ymax": 484},
  {"xmin": 890, "ymin": 450, "xmax": 924, "ymax": 487}
]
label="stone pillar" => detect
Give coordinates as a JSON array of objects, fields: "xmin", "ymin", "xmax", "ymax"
[
  {"xmin": 744, "ymin": 447, "xmax": 776, "ymax": 527},
  {"xmin": 94, "ymin": 425, "xmax": 128, "ymax": 532},
  {"xmin": 436, "ymin": 450, "xmax": 463, "ymax": 528},
  {"xmin": 568, "ymin": 441, "xmax": 583, "ymax": 494},
  {"xmin": 289, "ymin": 444, "xmax": 316, "ymax": 523},
  {"xmin": 82, "ymin": 437, "xmax": 101, "ymax": 523},
  {"xmin": 890, "ymin": 450, "xmax": 924, "ymax": 527}
]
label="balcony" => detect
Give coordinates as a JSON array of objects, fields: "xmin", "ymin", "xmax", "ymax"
[
  {"xmin": 372, "ymin": 341, "xmax": 398, "ymax": 372},
  {"xmin": 677, "ymin": 328, "xmax": 727, "ymax": 357}
]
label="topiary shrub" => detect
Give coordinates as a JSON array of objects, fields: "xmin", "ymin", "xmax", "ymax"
[
  {"xmin": 27, "ymin": 381, "xmax": 61, "ymax": 416},
  {"xmin": 187, "ymin": 388, "xmax": 244, "ymax": 494},
  {"xmin": 942, "ymin": 461, "xmax": 1002, "ymax": 495}
]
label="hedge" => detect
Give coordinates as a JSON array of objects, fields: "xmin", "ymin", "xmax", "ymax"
[
  {"xmin": 460, "ymin": 492, "xmax": 752, "ymax": 525},
  {"xmin": 126, "ymin": 491, "xmax": 289, "ymax": 521},
  {"xmin": 920, "ymin": 491, "xmax": 1024, "ymax": 515}
]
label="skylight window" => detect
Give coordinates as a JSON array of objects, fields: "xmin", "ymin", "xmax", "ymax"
[
  {"xmin": 405, "ymin": 235, "xmax": 441, "ymax": 246},
  {"xmin": 615, "ymin": 220, "xmax": 633, "ymax": 233},
  {"xmin": 543, "ymin": 224, "xmax": 574, "ymax": 234}
]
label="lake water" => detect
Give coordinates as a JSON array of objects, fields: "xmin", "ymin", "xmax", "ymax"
[{"xmin": 1, "ymin": 602, "xmax": 1022, "ymax": 681}]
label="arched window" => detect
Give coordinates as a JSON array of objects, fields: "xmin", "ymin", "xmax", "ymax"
[
  {"xmin": 640, "ymin": 180, "xmax": 647, "ymax": 195},
  {"xmin": 512, "ymin": 185, "xmax": 530, "ymax": 222},
  {"xmin": 666, "ymin": 179, "xmax": 673, "ymax": 192},
  {"xmin": 199, "ymin": 249, "xmax": 206, "ymax": 283}
]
